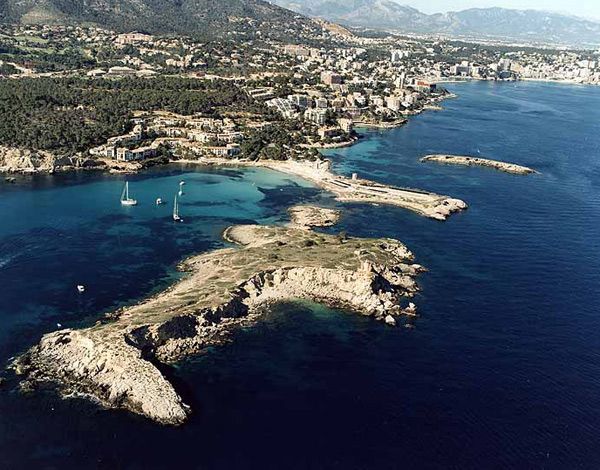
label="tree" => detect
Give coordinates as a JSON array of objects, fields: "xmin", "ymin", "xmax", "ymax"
[{"xmin": 324, "ymin": 109, "xmax": 337, "ymax": 127}]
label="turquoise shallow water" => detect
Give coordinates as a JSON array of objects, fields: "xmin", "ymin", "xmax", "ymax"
[
  {"xmin": 1, "ymin": 81, "xmax": 600, "ymax": 469},
  {"xmin": 0, "ymin": 166, "xmax": 327, "ymax": 358}
]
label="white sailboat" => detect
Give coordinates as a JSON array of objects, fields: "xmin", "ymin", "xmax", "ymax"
[
  {"xmin": 173, "ymin": 194, "xmax": 183, "ymax": 222},
  {"xmin": 120, "ymin": 182, "xmax": 137, "ymax": 206}
]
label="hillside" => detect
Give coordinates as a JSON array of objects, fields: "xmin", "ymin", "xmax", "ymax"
[
  {"xmin": 271, "ymin": 0, "xmax": 600, "ymax": 47},
  {"xmin": 0, "ymin": 0, "xmax": 322, "ymax": 37}
]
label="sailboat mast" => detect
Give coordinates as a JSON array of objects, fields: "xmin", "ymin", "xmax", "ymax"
[{"xmin": 119, "ymin": 180, "xmax": 137, "ymax": 206}]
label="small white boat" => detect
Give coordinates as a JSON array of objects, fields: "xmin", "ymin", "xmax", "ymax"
[
  {"xmin": 77, "ymin": 285, "xmax": 85, "ymax": 293},
  {"xmin": 173, "ymin": 194, "xmax": 183, "ymax": 222},
  {"xmin": 179, "ymin": 181, "xmax": 186, "ymax": 186},
  {"xmin": 156, "ymin": 197, "xmax": 163, "ymax": 205},
  {"xmin": 178, "ymin": 190, "xmax": 183, "ymax": 197},
  {"xmin": 120, "ymin": 182, "xmax": 137, "ymax": 206}
]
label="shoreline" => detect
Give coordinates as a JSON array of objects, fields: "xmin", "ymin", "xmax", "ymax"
[
  {"xmin": 179, "ymin": 157, "xmax": 467, "ymax": 221},
  {"xmin": 304, "ymin": 135, "xmax": 360, "ymax": 149},
  {"xmin": 353, "ymin": 119, "xmax": 407, "ymax": 129},
  {"xmin": 434, "ymin": 77, "xmax": 600, "ymax": 87},
  {"xmin": 1, "ymin": 153, "xmax": 468, "ymax": 221},
  {"xmin": 13, "ymin": 218, "xmax": 425, "ymax": 425},
  {"xmin": 0, "ymin": 90, "xmax": 454, "ymax": 176}
]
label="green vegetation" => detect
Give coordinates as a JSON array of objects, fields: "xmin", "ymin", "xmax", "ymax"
[
  {"xmin": 0, "ymin": 62, "xmax": 18, "ymax": 75},
  {"xmin": 240, "ymin": 120, "xmax": 311, "ymax": 161},
  {"xmin": 0, "ymin": 0, "xmax": 321, "ymax": 39},
  {"xmin": 0, "ymin": 76, "xmax": 254, "ymax": 154},
  {"xmin": 0, "ymin": 40, "xmax": 96, "ymax": 72}
]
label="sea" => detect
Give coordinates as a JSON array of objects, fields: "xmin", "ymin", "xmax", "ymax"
[{"xmin": 0, "ymin": 80, "xmax": 599, "ymax": 469}]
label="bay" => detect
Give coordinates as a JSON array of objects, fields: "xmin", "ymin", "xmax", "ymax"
[{"xmin": 1, "ymin": 80, "xmax": 600, "ymax": 469}]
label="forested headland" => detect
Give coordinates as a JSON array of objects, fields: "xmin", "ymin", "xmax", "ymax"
[{"xmin": 0, "ymin": 76, "xmax": 258, "ymax": 155}]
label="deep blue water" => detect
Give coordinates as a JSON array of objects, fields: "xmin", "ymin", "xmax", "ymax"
[{"xmin": 1, "ymin": 81, "xmax": 600, "ymax": 469}]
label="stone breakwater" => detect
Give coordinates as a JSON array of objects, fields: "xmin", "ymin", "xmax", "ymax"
[
  {"xmin": 13, "ymin": 221, "xmax": 425, "ymax": 425},
  {"xmin": 421, "ymin": 155, "xmax": 539, "ymax": 175}
]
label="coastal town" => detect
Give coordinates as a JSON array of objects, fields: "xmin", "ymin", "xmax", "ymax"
[{"xmin": 1, "ymin": 23, "xmax": 599, "ymax": 176}]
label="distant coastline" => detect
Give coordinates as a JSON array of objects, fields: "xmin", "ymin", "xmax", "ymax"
[{"xmin": 433, "ymin": 77, "xmax": 600, "ymax": 87}]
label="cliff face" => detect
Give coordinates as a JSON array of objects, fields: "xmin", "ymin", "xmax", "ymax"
[
  {"xmin": 20, "ymin": 329, "xmax": 191, "ymax": 425},
  {"xmin": 0, "ymin": 146, "xmax": 101, "ymax": 173},
  {"xmin": 14, "ymin": 220, "xmax": 425, "ymax": 425}
]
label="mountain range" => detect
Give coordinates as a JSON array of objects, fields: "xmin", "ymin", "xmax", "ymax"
[
  {"xmin": 270, "ymin": 0, "xmax": 600, "ymax": 46},
  {"xmin": 0, "ymin": 0, "xmax": 321, "ymax": 37},
  {"xmin": 1, "ymin": 0, "xmax": 599, "ymax": 47}
]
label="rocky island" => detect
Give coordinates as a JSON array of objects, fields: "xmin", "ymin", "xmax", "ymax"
[
  {"xmin": 421, "ymin": 154, "xmax": 539, "ymax": 175},
  {"xmin": 288, "ymin": 205, "xmax": 341, "ymax": 229},
  {"xmin": 13, "ymin": 212, "xmax": 425, "ymax": 425}
]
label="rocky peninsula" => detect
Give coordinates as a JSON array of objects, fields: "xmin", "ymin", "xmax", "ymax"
[
  {"xmin": 196, "ymin": 157, "xmax": 468, "ymax": 221},
  {"xmin": 421, "ymin": 154, "xmax": 539, "ymax": 175},
  {"xmin": 13, "ymin": 215, "xmax": 425, "ymax": 425}
]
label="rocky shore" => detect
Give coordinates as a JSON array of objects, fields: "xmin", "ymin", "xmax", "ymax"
[
  {"xmin": 288, "ymin": 205, "xmax": 341, "ymax": 229},
  {"xmin": 421, "ymin": 154, "xmax": 539, "ymax": 175},
  {"xmin": 13, "ymin": 215, "xmax": 425, "ymax": 425},
  {"xmin": 306, "ymin": 135, "xmax": 360, "ymax": 149},
  {"xmin": 0, "ymin": 145, "xmax": 154, "ymax": 174},
  {"xmin": 354, "ymin": 119, "xmax": 407, "ymax": 129},
  {"xmin": 0, "ymin": 146, "xmax": 102, "ymax": 173}
]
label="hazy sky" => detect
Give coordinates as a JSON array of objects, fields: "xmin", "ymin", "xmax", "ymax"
[{"xmin": 402, "ymin": 0, "xmax": 600, "ymax": 21}]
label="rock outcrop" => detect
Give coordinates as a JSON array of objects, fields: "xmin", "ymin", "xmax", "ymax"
[
  {"xmin": 421, "ymin": 154, "xmax": 539, "ymax": 175},
  {"xmin": 14, "ymin": 223, "xmax": 425, "ymax": 425},
  {"xmin": 0, "ymin": 146, "xmax": 102, "ymax": 173},
  {"xmin": 288, "ymin": 205, "xmax": 341, "ymax": 228}
]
